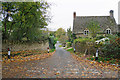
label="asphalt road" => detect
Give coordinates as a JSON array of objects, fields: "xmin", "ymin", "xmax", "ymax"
[{"xmin": 2, "ymin": 41, "xmax": 118, "ymax": 78}]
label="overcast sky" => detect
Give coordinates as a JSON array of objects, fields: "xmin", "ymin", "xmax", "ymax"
[{"xmin": 47, "ymin": 0, "xmax": 120, "ymax": 31}]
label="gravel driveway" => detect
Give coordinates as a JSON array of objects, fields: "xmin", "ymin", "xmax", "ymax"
[{"xmin": 2, "ymin": 41, "xmax": 118, "ymax": 78}]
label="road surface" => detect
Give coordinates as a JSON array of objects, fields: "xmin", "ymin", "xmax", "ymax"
[{"xmin": 2, "ymin": 41, "xmax": 118, "ymax": 78}]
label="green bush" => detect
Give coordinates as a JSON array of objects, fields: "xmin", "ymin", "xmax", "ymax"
[
  {"xmin": 106, "ymin": 34, "xmax": 117, "ymax": 40},
  {"xmin": 96, "ymin": 35, "xmax": 104, "ymax": 40},
  {"xmin": 74, "ymin": 38, "xmax": 94, "ymax": 44},
  {"xmin": 117, "ymin": 32, "xmax": 120, "ymax": 37},
  {"xmin": 109, "ymin": 59, "xmax": 116, "ymax": 64},
  {"xmin": 101, "ymin": 37, "xmax": 120, "ymax": 59},
  {"xmin": 74, "ymin": 38, "xmax": 95, "ymax": 55},
  {"xmin": 67, "ymin": 42, "xmax": 72, "ymax": 48},
  {"xmin": 49, "ymin": 49, "xmax": 55, "ymax": 53},
  {"xmin": 49, "ymin": 36, "xmax": 56, "ymax": 49}
]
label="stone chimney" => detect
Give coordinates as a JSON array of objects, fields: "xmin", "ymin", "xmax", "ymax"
[
  {"xmin": 73, "ymin": 12, "xmax": 76, "ymax": 19},
  {"xmin": 110, "ymin": 10, "xmax": 114, "ymax": 18}
]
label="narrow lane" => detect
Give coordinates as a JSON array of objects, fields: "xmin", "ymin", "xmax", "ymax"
[{"xmin": 2, "ymin": 41, "xmax": 118, "ymax": 78}]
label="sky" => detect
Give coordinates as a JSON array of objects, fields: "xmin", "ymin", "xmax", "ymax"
[
  {"xmin": 119, "ymin": 1, "xmax": 120, "ymax": 24},
  {"xmin": 47, "ymin": 0, "xmax": 120, "ymax": 31}
]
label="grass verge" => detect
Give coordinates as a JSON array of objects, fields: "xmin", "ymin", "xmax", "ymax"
[
  {"xmin": 59, "ymin": 45, "xmax": 62, "ymax": 47},
  {"xmin": 49, "ymin": 49, "xmax": 56, "ymax": 53},
  {"xmin": 87, "ymin": 56, "xmax": 119, "ymax": 65}
]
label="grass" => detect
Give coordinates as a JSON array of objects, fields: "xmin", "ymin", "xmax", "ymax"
[
  {"xmin": 66, "ymin": 47, "xmax": 119, "ymax": 64},
  {"xmin": 66, "ymin": 48, "xmax": 86, "ymax": 58},
  {"xmin": 49, "ymin": 49, "xmax": 55, "ymax": 53},
  {"xmin": 59, "ymin": 45, "xmax": 62, "ymax": 47},
  {"xmin": 67, "ymin": 48, "xmax": 74, "ymax": 52},
  {"xmin": 87, "ymin": 56, "xmax": 119, "ymax": 64}
]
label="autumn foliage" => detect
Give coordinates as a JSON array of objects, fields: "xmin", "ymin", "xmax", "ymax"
[{"xmin": 2, "ymin": 50, "xmax": 55, "ymax": 64}]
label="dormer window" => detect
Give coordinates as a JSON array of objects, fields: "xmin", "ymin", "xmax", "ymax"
[
  {"xmin": 84, "ymin": 30, "xmax": 89, "ymax": 35},
  {"xmin": 106, "ymin": 28, "xmax": 111, "ymax": 34}
]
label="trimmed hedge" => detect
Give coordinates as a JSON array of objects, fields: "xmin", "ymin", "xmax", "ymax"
[{"xmin": 74, "ymin": 38, "xmax": 95, "ymax": 55}]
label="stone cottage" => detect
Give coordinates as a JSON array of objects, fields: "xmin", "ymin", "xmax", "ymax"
[{"xmin": 73, "ymin": 10, "xmax": 118, "ymax": 37}]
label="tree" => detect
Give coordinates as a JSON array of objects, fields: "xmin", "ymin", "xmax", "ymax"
[
  {"xmin": 55, "ymin": 28, "xmax": 68, "ymax": 46},
  {"xmin": 67, "ymin": 27, "xmax": 72, "ymax": 42},
  {"xmin": 2, "ymin": 2, "xmax": 16, "ymax": 40},
  {"xmin": 48, "ymin": 35, "xmax": 57, "ymax": 49},
  {"xmin": 55, "ymin": 28, "xmax": 66, "ymax": 39},
  {"xmin": 2, "ymin": 1, "xmax": 50, "ymax": 42},
  {"xmin": 87, "ymin": 21, "xmax": 100, "ymax": 38},
  {"xmin": 59, "ymin": 35, "xmax": 68, "ymax": 47}
]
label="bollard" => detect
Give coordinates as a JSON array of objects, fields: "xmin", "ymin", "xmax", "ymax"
[
  {"xmin": 74, "ymin": 48, "xmax": 76, "ymax": 53},
  {"xmin": 95, "ymin": 49, "xmax": 98, "ymax": 60},
  {"xmin": 47, "ymin": 47, "xmax": 49, "ymax": 53},
  {"xmin": 8, "ymin": 48, "xmax": 11, "ymax": 59}
]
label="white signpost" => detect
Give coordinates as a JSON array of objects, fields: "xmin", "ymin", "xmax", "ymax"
[
  {"xmin": 74, "ymin": 48, "xmax": 76, "ymax": 53},
  {"xmin": 8, "ymin": 48, "xmax": 11, "ymax": 59},
  {"xmin": 95, "ymin": 49, "xmax": 98, "ymax": 60}
]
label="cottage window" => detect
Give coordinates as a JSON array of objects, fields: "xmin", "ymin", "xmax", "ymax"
[
  {"xmin": 106, "ymin": 28, "xmax": 111, "ymax": 34},
  {"xmin": 107, "ymin": 30, "xmax": 111, "ymax": 34},
  {"xmin": 84, "ymin": 30, "xmax": 89, "ymax": 35}
]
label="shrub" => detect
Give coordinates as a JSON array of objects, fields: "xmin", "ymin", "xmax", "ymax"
[
  {"xmin": 74, "ymin": 38, "xmax": 94, "ymax": 44},
  {"xmin": 106, "ymin": 34, "xmax": 117, "ymax": 40},
  {"xmin": 101, "ymin": 37, "xmax": 120, "ymax": 59},
  {"xmin": 117, "ymin": 32, "xmax": 120, "ymax": 37},
  {"xmin": 49, "ymin": 49, "xmax": 55, "ymax": 52},
  {"xmin": 74, "ymin": 38, "xmax": 95, "ymax": 55},
  {"xmin": 96, "ymin": 35, "xmax": 105, "ymax": 40},
  {"xmin": 49, "ymin": 36, "xmax": 56, "ymax": 49},
  {"xmin": 66, "ymin": 42, "xmax": 72, "ymax": 48}
]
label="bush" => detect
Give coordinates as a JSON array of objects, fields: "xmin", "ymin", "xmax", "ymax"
[
  {"xmin": 74, "ymin": 38, "xmax": 94, "ymax": 44},
  {"xmin": 106, "ymin": 34, "xmax": 117, "ymax": 40},
  {"xmin": 66, "ymin": 42, "xmax": 72, "ymax": 48},
  {"xmin": 96, "ymin": 35, "xmax": 104, "ymax": 40},
  {"xmin": 49, "ymin": 36, "xmax": 56, "ymax": 49},
  {"xmin": 117, "ymin": 32, "xmax": 120, "ymax": 37},
  {"xmin": 101, "ymin": 37, "xmax": 120, "ymax": 59},
  {"xmin": 49, "ymin": 49, "xmax": 55, "ymax": 53},
  {"xmin": 74, "ymin": 38, "xmax": 95, "ymax": 55}
]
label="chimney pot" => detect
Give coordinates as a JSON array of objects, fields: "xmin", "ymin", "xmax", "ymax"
[
  {"xmin": 73, "ymin": 12, "xmax": 76, "ymax": 19},
  {"xmin": 110, "ymin": 10, "xmax": 114, "ymax": 18}
]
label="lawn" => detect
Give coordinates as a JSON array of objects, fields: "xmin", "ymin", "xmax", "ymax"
[{"xmin": 49, "ymin": 49, "xmax": 56, "ymax": 53}]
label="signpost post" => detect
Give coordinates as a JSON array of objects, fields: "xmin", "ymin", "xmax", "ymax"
[
  {"xmin": 74, "ymin": 48, "xmax": 76, "ymax": 53},
  {"xmin": 95, "ymin": 49, "xmax": 98, "ymax": 60},
  {"xmin": 8, "ymin": 48, "xmax": 10, "ymax": 59}
]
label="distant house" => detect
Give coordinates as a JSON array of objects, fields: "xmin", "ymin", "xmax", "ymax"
[{"xmin": 73, "ymin": 10, "xmax": 118, "ymax": 37}]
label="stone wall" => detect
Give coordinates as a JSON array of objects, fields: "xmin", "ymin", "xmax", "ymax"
[
  {"xmin": 2, "ymin": 42, "xmax": 49, "ymax": 52},
  {"xmin": 74, "ymin": 42, "xmax": 96, "ymax": 55}
]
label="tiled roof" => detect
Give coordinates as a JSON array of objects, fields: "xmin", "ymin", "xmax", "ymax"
[{"xmin": 73, "ymin": 16, "xmax": 118, "ymax": 34}]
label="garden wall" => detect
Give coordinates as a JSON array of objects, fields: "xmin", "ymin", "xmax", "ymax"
[{"xmin": 2, "ymin": 42, "xmax": 49, "ymax": 52}]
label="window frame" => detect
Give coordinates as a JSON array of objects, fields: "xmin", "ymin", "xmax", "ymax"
[
  {"xmin": 84, "ymin": 30, "xmax": 89, "ymax": 35},
  {"xmin": 106, "ymin": 28, "xmax": 111, "ymax": 34}
]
